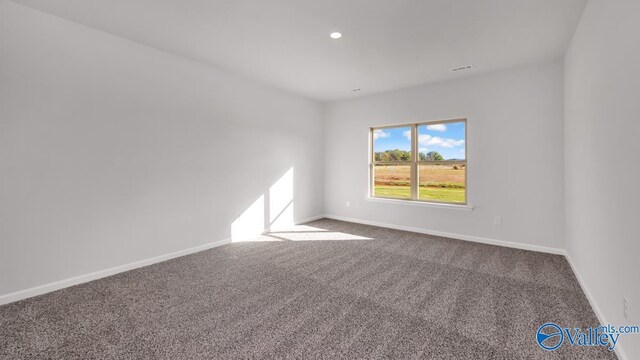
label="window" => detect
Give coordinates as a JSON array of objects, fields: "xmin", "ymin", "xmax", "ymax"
[{"xmin": 370, "ymin": 119, "xmax": 467, "ymax": 204}]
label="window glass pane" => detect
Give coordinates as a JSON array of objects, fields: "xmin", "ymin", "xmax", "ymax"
[
  {"xmin": 373, "ymin": 127, "xmax": 411, "ymax": 162},
  {"xmin": 418, "ymin": 164, "xmax": 465, "ymax": 203},
  {"xmin": 417, "ymin": 122, "xmax": 465, "ymax": 161},
  {"xmin": 373, "ymin": 164, "xmax": 411, "ymax": 199}
]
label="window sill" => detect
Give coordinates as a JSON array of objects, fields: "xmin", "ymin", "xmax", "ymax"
[{"xmin": 365, "ymin": 196, "xmax": 474, "ymax": 211}]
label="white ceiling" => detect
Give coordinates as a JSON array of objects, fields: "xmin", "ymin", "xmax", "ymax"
[{"xmin": 12, "ymin": 0, "xmax": 588, "ymax": 101}]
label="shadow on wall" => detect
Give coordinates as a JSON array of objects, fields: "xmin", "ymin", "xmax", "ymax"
[{"xmin": 231, "ymin": 167, "xmax": 296, "ymax": 241}]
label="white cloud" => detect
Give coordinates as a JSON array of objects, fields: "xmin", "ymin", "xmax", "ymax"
[
  {"xmin": 417, "ymin": 134, "xmax": 465, "ymax": 148},
  {"xmin": 401, "ymin": 129, "xmax": 464, "ymax": 148},
  {"xmin": 426, "ymin": 124, "xmax": 447, "ymax": 132},
  {"xmin": 419, "ymin": 148, "xmax": 428, "ymax": 153},
  {"xmin": 430, "ymin": 137, "xmax": 465, "ymax": 148},
  {"xmin": 417, "ymin": 134, "xmax": 430, "ymax": 145},
  {"xmin": 373, "ymin": 129, "xmax": 390, "ymax": 140},
  {"xmin": 403, "ymin": 130, "xmax": 411, "ymax": 140}
]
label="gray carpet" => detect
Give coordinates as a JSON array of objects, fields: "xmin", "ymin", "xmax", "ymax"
[{"xmin": 0, "ymin": 219, "xmax": 616, "ymax": 359}]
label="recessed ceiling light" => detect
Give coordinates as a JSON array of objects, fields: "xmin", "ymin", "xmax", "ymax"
[{"xmin": 330, "ymin": 32, "xmax": 342, "ymax": 39}]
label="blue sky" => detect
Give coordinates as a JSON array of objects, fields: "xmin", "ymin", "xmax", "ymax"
[{"xmin": 373, "ymin": 121, "xmax": 465, "ymax": 160}]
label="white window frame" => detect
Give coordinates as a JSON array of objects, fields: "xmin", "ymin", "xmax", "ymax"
[{"xmin": 369, "ymin": 118, "xmax": 468, "ymax": 205}]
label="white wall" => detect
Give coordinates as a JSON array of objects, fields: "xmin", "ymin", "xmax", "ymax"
[
  {"xmin": 4, "ymin": 4, "xmax": 638, "ymax": 358},
  {"xmin": 565, "ymin": 1, "xmax": 640, "ymax": 358},
  {"xmin": 0, "ymin": 1, "xmax": 324, "ymax": 297},
  {"xmin": 325, "ymin": 61, "xmax": 565, "ymax": 250}
]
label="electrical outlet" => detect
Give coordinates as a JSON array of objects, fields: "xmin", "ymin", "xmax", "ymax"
[
  {"xmin": 624, "ymin": 297, "xmax": 629, "ymax": 320},
  {"xmin": 494, "ymin": 216, "xmax": 502, "ymax": 226},
  {"xmin": 346, "ymin": 201, "xmax": 350, "ymax": 208}
]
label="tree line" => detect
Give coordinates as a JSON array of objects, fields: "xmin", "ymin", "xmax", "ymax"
[{"xmin": 374, "ymin": 149, "xmax": 444, "ymax": 161}]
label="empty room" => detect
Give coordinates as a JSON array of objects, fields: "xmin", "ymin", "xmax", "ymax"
[{"xmin": 1, "ymin": 0, "xmax": 639, "ymax": 358}]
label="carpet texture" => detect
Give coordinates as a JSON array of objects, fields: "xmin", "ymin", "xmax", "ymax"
[{"xmin": 0, "ymin": 219, "xmax": 616, "ymax": 359}]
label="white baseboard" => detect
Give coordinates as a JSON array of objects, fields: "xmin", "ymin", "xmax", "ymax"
[
  {"xmin": 0, "ymin": 238, "xmax": 231, "ymax": 306},
  {"xmin": 259, "ymin": 214, "xmax": 326, "ymax": 235},
  {"xmin": 563, "ymin": 253, "xmax": 628, "ymax": 360},
  {"xmin": 295, "ymin": 214, "xmax": 326, "ymax": 225},
  {"xmin": 321, "ymin": 214, "xmax": 626, "ymax": 358},
  {"xmin": 0, "ymin": 213, "xmax": 324, "ymax": 305},
  {"xmin": 2, "ymin": 214, "xmax": 624, "ymax": 358},
  {"xmin": 323, "ymin": 214, "xmax": 566, "ymax": 255}
]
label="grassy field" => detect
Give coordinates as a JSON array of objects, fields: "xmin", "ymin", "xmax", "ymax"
[
  {"xmin": 373, "ymin": 164, "xmax": 465, "ymax": 203},
  {"xmin": 374, "ymin": 186, "xmax": 465, "ymax": 202}
]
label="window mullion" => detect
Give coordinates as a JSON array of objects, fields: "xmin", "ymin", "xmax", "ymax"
[
  {"xmin": 411, "ymin": 124, "xmax": 418, "ymax": 200},
  {"xmin": 370, "ymin": 128, "xmax": 377, "ymax": 197}
]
